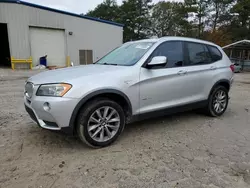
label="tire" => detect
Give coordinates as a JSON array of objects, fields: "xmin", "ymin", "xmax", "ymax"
[
  {"xmin": 206, "ymin": 86, "xmax": 229, "ymax": 117},
  {"xmin": 76, "ymin": 98, "xmax": 125, "ymax": 148}
]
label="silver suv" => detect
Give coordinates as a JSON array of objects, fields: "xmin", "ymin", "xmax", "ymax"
[{"xmin": 24, "ymin": 37, "xmax": 234, "ymax": 147}]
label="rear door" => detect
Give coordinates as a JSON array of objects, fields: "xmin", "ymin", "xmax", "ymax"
[{"xmin": 182, "ymin": 41, "xmax": 218, "ymax": 101}]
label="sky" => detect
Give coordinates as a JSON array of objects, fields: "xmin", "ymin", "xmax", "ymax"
[{"xmin": 23, "ymin": 0, "xmax": 173, "ymax": 14}]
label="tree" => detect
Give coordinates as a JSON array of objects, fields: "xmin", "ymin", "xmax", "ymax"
[
  {"xmin": 195, "ymin": 0, "xmax": 210, "ymax": 38},
  {"xmin": 151, "ymin": 2, "xmax": 176, "ymax": 37},
  {"xmin": 120, "ymin": 0, "xmax": 152, "ymax": 42},
  {"xmin": 86, "ymin": 0, "xmax": 152, "ymax": 42},
  {"xmin": 203, "ymin": 29, "xmax": 232, "ymax": 46},
  {"xmin": 175, "ymin": 1, "xmax": 198, "ymax": 37},
  {"xmin": 231, "ymin": 0, "xmax": 250, "ymax": 28},
  {"xmin": 178, "ymin": 0, "xmax": 207, "ymax": 38},
  {"xmin": 150, "ymin": 1, "xmax": 196, "ymax": 37},
  {"xmin": 208, "ymin": 0, "xmax": 234, "ymax": 32},
  {"xmin": 229, "ymin": 0, "xmax": 250, "ymax": 40},
  {"xmin": 85, "ymin": 0, "xmax": 250, "ymax": 45},
  {"xmin": 86, "ymin": 0, "xmax": 120, "ymax": 22},
  {"xmin": 151, "ymin": 2, "xmax": 181, "ymax": 36},
  {"xmin": 216, "ymin": 0, "xmax": 250, "ymax": 42}
]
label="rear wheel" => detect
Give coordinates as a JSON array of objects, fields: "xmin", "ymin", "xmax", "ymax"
[
  {"xmin": 206, "ymin": 86, "xmax": 229, "ymax": 117},
  {"xmin": 76, "ymin": 98, "xmax": 125, "ymax": 148}
]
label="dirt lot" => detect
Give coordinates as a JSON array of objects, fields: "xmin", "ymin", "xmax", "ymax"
[{"xmin": 0, "ymin": 69, "xmax": 250, "ymax": 188}]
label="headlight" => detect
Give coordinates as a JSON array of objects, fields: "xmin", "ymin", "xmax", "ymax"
[
  {"xmin": 25, "ymin": 82, "xmax": 34, "ymax": 98},
  {"xmin": 36, "ymin": 83, "xmax": 72, "ymax": 97}
]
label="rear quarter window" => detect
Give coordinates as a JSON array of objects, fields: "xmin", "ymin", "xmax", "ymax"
[{"xmin": 208, "ymin": 45, "xmax": 222, "ymax": 62}]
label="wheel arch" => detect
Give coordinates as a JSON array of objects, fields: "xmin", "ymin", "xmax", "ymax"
[
  {"xmin": 209, "ymin": 79, "xmax": 230, "ymax": 97},
  {"xmin": 206, "ymin": 79, "xmax": 230, "ymax": 117},
  {"xmin": 68, "ymin": 89, "xmax": 132, "ymax": 134}
]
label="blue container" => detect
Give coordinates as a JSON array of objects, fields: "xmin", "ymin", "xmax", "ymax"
[{"xmin": 40, "ymin": 56, "xmax": 47, "ymax": 67}]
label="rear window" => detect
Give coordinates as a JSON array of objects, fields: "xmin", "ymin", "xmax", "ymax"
[
  {"xmin": 208, "ymin": 46, "xmax": 222, "ymax": 62},
  {"xmin": 185, "ymin": 42, "xmax": 213, "ymax": 65}
]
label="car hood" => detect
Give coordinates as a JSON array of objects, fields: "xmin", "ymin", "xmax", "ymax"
[{"xmin": 28, "ymin": 64, "xmax": 129, "ymax": 85}]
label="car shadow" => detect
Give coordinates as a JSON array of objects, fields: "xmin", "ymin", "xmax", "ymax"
[{"xmin": 25, "ymin": 110, "xmax": 203, "ymax": 150}]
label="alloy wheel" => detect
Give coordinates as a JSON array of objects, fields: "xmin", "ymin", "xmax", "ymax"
[
  {"xmin": 212, "ymin": 90, "xmax": 227, "ymax": 114},
  {"xmin": 87, "ymin": 106, "xmax": 120, "ymax": 142}
]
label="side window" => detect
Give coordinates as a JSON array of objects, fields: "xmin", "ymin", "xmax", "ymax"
[
  {"xmin": 185, "ymin": 42, "xmax": 212, "ymax": 66},
  {"xmin": 149, "ymin": 41, "xmax": 183, "ymax": 68},
  {"xmin": 208, "ymin": 45, "xmax": 222, "ymax": 62}
]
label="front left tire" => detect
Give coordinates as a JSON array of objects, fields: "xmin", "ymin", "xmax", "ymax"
[{"xmin": 76, "ymin": 98, "xmax": 125, "ymax": 148}]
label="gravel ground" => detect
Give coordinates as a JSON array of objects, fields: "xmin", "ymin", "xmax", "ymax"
[{"xmin": 0, "ymin": 69, "xmax": 250, "ymax": 188}]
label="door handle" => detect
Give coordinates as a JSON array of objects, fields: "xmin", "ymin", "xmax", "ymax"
[
  {"xmin": 210, "ymin": 66, "xmax": 217, "ymax": 70},
  {"xmin": 177, "ymin": 70, "xmax": 187, "ymax": 75}
]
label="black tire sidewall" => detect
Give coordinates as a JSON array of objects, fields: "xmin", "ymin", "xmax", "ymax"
[
  {"xmin": 208, "ymin": 86, "xmax": 229, "ymax": 117},
  {"xmin": 77, "ymin": 99, "xmax": 125, "ymax": 147}
]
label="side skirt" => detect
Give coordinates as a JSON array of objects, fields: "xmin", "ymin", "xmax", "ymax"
[{"xmin": 129, "ymin": 100, "xmax": 208, "ymax": 123}]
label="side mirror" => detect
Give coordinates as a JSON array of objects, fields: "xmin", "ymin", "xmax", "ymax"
[{"xmin": 147, "ymin": 56, "xmax": 167, "ymax": 68}]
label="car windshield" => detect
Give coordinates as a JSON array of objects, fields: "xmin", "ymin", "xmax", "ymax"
[{"xmin": 95, "ymin": 42, "xmax": 155, "ymax": 66}]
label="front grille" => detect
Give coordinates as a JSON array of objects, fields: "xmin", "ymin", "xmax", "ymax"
[{"xmin": 25, "ymin": 105, "xmax": 38, "ymax": 124}]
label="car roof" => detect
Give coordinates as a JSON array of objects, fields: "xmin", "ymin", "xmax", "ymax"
[{"xmin": 132, "ymin": 36, "xmax": 219, "ymax": 47}]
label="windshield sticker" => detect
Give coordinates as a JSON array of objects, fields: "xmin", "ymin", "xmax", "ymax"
[{"xmin": 135, "ymin": 44, "xmax": 151, "ymax": 49}]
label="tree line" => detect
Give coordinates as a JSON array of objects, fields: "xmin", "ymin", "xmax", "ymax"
[{"xmin": 86, "ymin": 0, "xmax": 250, "ymax": 46}]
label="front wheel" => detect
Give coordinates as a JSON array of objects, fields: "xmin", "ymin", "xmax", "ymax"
[
  {"xmin": 76, "ymin": 98, "xmax": 125, "ymax": 148},
  {"xmin": 206, "ymin": 86, "xmax": 229, "ymax": 117}
]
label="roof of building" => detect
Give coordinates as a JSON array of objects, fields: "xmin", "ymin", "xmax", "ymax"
[
  {"xmin": 223, "ymin": 40, "xmax": 250, "ymax": 49},
  {"xmin": 0, "ymin": 0, "xmax": 124, "ymax": 27}
]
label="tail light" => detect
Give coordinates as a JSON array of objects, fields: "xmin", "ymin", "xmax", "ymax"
[{"xmin": 230, "ymin": 64, "xmax": 234, "ymax": 72}]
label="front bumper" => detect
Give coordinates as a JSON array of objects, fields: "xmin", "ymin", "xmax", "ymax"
[{"xmin": 24, "ymin": 95, "xmax": 79, "ymax": 132}]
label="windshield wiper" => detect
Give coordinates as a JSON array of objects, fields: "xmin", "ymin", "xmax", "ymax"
[
  {"xmin": 102, "ymin": 63, "xmax": 118, "ymax": 66},
  {"xmin": 97, "ymin": 63, "xmax": 117, "ymax": 66}
]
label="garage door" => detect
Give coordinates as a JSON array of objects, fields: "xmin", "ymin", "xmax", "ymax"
[{"xmin": 30, "ymin": 27, "xmax": 66, "ymax": 67}]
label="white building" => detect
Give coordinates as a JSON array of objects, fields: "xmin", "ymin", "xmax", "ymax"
[{"xmin": 0, "ymin": 0, "xmax": 123, "ymax": 68}]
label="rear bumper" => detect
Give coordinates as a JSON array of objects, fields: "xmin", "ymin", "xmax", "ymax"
[{"xmin": 230, "ymin": 76, "xmax": 234, "ymax": 86}]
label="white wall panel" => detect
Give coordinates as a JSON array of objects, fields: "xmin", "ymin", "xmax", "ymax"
[{"xmin": 0, "ymin": 2, "xmax": 123, "ymax": 65}]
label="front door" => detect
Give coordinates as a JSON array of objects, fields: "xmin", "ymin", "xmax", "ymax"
[{"xmin": 139, "ymin": 41, "xmax": 191, "ymax": 114}]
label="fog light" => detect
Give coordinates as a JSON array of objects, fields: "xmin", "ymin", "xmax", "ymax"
[{"xmin": 43, "ymin": 102, "xmax": 51, "ymax": 111}]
